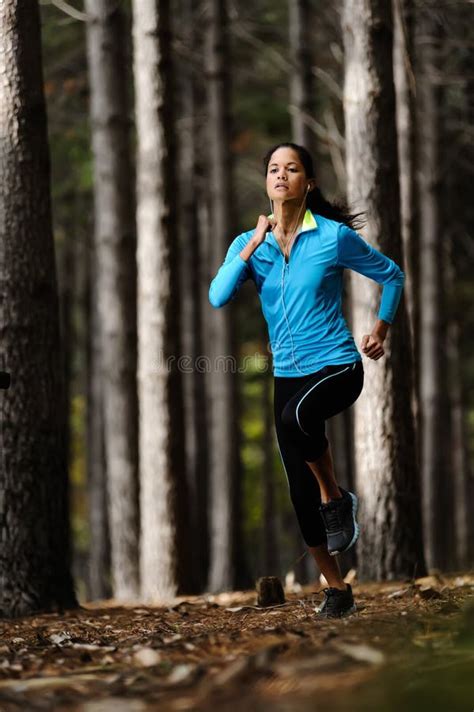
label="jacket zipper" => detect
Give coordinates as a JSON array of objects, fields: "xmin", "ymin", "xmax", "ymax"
[{"xmin": 272, "ymin": 232, "xmax": 307, "ymax": 375}]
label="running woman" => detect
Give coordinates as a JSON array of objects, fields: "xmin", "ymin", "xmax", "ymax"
[{"xmin": 208, "ymin": 142, "xmax": 405, "ymax": 618}]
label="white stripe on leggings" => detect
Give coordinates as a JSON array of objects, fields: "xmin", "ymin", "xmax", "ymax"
[{"xmin": 295, "ymin": 364, "xmax": 353, "ymax": 436}]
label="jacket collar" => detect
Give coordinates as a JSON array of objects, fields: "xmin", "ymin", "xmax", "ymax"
[{"xmin": 264, "ymin": 209, "xmax": 318, "ymax": 248}]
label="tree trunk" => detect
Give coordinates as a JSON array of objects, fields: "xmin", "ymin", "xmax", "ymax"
[
  {"xmin": 342, "ymin": 0, "xmax": 425, "ymax": 580},
  {"xmin": 177, "ymin": 0, "xmax": 210, "ymax": 593},
  {"xmin": 288, "ymin": 0, "xmax": 313, "ymax": 150},
  {"xmin": 262, "ymin": 372, "xmax": 279, "ymax": 576},
  {"xmin": 445, "ymin": 240, "xmax": 470, "ymax": 570},
  {"xmin": 86, "ymin": 239, "xmax": 111, "ymax": 601},
  {"xmin": 393, "ymin": 0, "xmax": 421, "ymax": 452},
  {"xmin": 57, "ymin": 232, "xmax": 74, "ymax": 475},
  {"xmin": 205, "ymin": 0, "xmax": 243, "ymax": 592},
  {"xmin": 85, "ymin": 0, "xmax": 139, "ymax": 599},
  {"xmin": 132, "ymin": 0, "xmax": 191, "ymax": 599},
  {"xmin": 0, "ymin": 0, "xmax": 77, "ymax": 616},
  {"xmin": 416, "ymin": 12, "xmax": 449, "ymax": 571}
]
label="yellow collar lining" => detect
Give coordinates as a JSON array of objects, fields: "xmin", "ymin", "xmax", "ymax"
[{"xmin": 267, "ymin": 208, "xmax": 318, "ymax": 233}]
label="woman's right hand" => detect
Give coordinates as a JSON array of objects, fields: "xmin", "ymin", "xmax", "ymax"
[{"xmin": 252, "ymin": 215, "xmax": 277, "ymax": 246}]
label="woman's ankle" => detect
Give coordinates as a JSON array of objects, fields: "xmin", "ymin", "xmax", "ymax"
[{"xmin": 321, "ymin": 486, "xmax": 343, "ymax": 504}]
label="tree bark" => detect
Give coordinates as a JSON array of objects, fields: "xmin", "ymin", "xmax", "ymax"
[
  {"xmin": 86, "ymin": 238, "xmax": 111, "ymax": 601},
  {"xmin": 289, "ymin": 0, "xmax": 314, "ymax": 150},
  {"xmin": 205, "ymin": 0, "xmax": 243, "ymax": 592},
  {"xmin": 85, "ymin": 0, "xmax": 139, "ymax": 599},
  {"xmin": 393, "ymin": 0, "xmax": 421, "ymax": 452},
  {"xmin": 132, "ymin": 0, "xmax": 191, "ymax": 599},
  {"xmin": 177, "ymin": 0, "xmax": 210, "ymax": 593},
  {"xmin": 0, "ymin": 0, "xmax": 77, "ymax": 616},
  {"xmin": 262, "ymin": 371, "xmax": 279, "ymax": 576},
  {"xmin": 342, "ymin": 0, "xmax": 425, "ymax": 580},
  {"xmin": 416, "ymin": 11, "xmax": 450, "ymax": 571},
  {"xmin": 445, "ymin": 240, "xmax": 470, "ymax": 570}
]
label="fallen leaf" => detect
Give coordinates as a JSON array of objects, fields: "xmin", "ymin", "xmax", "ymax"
[
  {"xmin": 333, "ymin": 642, "xmax": 385, "ymax": 665},
  {"xmin": 133, "ymin": 647, "xmax": 162, "ymax": 667},
  {"xmin": 167, "ymin": 663, "xmax": 198, "ymax": 685},
  {"xmin": 387, "ymin": 588, "xmax": 411, "ymax": 599},
  {"xmin": 415, "ymin": 574, "xmax": 444, "ymax": 588},
  {"xmin": 49, "ymin": 631, "xmax": 72, "ymax": 646},
  {"xmin": 71, "ymin": 643, "xmax": 117, "ymax": 652},
  {"xmin": 225, "ymin": 603, "xmax": 291, "ymax": 613}
]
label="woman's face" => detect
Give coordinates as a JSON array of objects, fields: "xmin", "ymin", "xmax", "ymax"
[{"xmin": 266, "ymin": 147, "xmax": 309, "ymax": 205}]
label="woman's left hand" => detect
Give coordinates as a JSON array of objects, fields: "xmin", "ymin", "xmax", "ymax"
[{"xmin": 361, "ymin": 333, "xmax": 385, "ymax": 360}]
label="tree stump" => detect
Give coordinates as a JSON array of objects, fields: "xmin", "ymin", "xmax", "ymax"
[{"xmin": 256, "ymin": 576, "xmax": 286, "ymax": 607}]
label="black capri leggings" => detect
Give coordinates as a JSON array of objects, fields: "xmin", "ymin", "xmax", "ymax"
[{"xmin": 273, "ymin": 360, "xmax": 364, "ymax": 547}]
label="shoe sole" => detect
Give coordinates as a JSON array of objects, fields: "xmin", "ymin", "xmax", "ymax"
[
  {"xmin": 316, "ymin": 602, "xmax": 357, "ymax": 618},
  {"xmin": 329, "ymin": 491, "xmax": 360, "ymax": 557}
]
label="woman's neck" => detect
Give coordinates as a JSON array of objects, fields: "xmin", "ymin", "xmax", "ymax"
[{"xmin": 273, "ymin": 199, "xmax": 306, "ymax": 235}]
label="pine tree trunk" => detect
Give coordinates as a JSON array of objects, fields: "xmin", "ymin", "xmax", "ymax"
[
  {"xmin": 86, "ymin": 240, "xmax": 111, "ymax": 601},
  {"xmin": 289, "ymin": 0, "xmax": 313, "ymax": 150},
  {"xmin": 416, "ymin": 12, "xmax": 449, "ymax": 571},
  {"xmin": 445, "ymin": 241, "xmax": 470, "ymax": 569},
  {"xmin": 205, "ymin": 0, "xmax": 242, "ymax": 592},
  {"xmin": 342, "ymin": 0, "xmax": 426, "ymax": 580},
  {"xmin": 393, "ymin": 0, "xmax": 421, "ymax": 454},
  {"xmin": 262, "ymin": 372, "xmax": 279, "ymax": 576},
  {"xmin": 177, "ymin": 0, "xmax": 210, "ymax": 593},
  {"xmin": 0, "ymin": 0, "xmax": 77, "ymax": 616},
  {"xmin": 57, "ymin": 234, "xmax": 74, "ymax": 475},
  {"xmin": 85, "ymin": 0, "xmax": 139, "ymax": 599},
  {"xmin": 132, "ymin": 0, "xmax": 190, "ymax": 599}
]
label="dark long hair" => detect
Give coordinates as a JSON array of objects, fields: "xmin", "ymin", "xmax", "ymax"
[{"xmin": 263, "ymin": 142, "xmax": 366, "ymax": 231}]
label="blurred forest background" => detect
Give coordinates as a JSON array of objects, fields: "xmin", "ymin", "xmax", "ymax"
[{"xmin": 1, "ymin": 0, "xmax": 473, "ymax": 614}]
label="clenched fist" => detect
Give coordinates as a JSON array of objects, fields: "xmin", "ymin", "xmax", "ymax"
[
  {"xmin": 252, "ymin": 215, "xmax": 278, "ymax": 246},
  {"xmin": 361, "ymin": 333, "xmax": 385, "ymax": 360}
]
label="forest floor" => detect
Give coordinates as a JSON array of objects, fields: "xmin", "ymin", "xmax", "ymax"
[{"xmin": 0, "ymin": 573, "xmax": 473, "ymax": 712}]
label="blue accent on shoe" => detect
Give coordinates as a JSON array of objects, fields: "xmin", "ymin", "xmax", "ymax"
[{"xmin": 319, "ymin": 488, "xmax": 360, "ymax": 556}]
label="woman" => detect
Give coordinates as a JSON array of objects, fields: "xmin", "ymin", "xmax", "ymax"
[{"xmin": 208, "ymin": 142, "xmax": 405, "ymax": 618}]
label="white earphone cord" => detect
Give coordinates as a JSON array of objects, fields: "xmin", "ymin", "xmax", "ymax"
[{"xmin": 269, "ymin": 183, "xmax": 311, "ymax": 259}]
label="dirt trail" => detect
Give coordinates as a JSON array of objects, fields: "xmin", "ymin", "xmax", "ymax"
[{"xmin": 0, "ymin": 574, "xmax": 472, "ymax": 711}]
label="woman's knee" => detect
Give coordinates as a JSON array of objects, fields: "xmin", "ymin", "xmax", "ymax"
[
  {"xmin": 303, "ymin": 435, "xmax": 329, "ymax": 463},
  {"xmin": 281, "ymin": 399, "xmax": 314, "ymax": 435}
]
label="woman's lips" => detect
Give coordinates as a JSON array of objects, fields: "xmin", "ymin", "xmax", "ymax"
[{"xmin": 275, "ymin": 185, "xmax": 288, "ymax": 190}]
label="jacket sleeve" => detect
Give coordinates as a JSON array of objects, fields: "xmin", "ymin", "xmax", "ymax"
[
  {"xmin": 208, "ymin": 233, "xmax": 252, "ymax": 308},
  {"xmin": 336, "ymin": 224, "xmax": 405, "ymax": 324}
]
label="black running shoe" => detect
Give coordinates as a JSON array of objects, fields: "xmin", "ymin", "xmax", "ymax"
[
  {"xmin": 319, "ymin": 488, "xmax": 359, "ymax": 556},
  {"xmin": 316, "ymin": 583, "xmax": 356, "ymax": 618}
]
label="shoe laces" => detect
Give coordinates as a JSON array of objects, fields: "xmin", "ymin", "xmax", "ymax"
[
  {"xmin": 321, "ymin": 587, "xmax": 346, "ymax": 613},
  {"xmin": 322, "ymin": 503, "xmax": 342, "ymax": 532}
]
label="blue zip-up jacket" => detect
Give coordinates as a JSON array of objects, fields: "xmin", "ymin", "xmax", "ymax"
[{"xmin": 209, "ymin": 210, "xmax": 405, "ymax": 377}]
